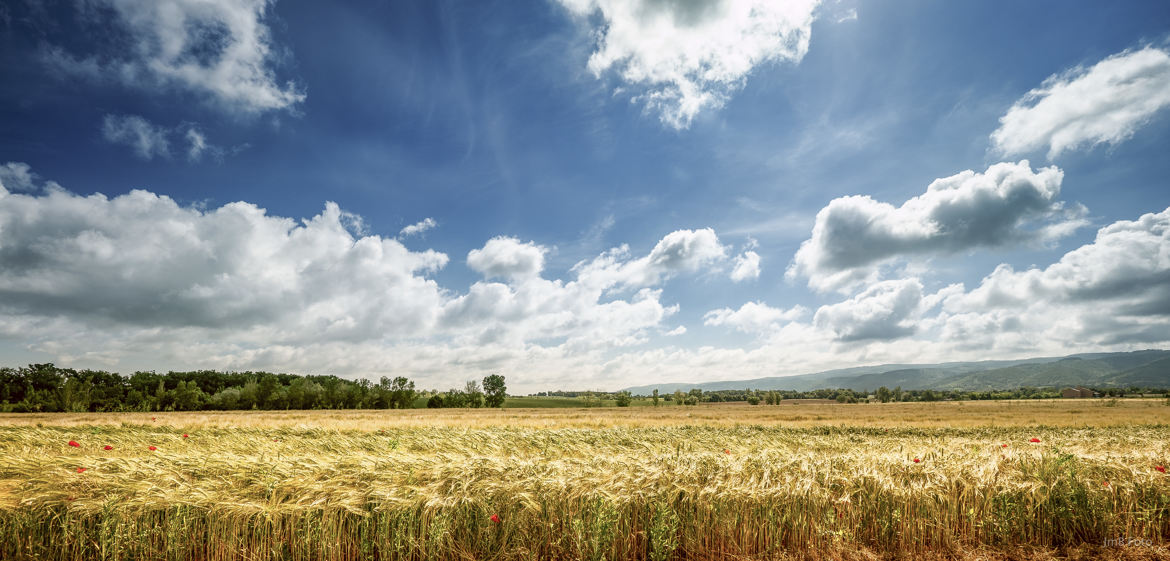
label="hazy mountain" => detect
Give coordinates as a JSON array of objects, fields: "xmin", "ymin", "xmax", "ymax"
[{"xmin": 622, "ymin": 350, "xmax": 1170, "ymax": 394}]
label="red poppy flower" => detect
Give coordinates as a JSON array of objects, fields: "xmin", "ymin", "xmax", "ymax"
[
  {"xmin": 68, "ymin": 440, "xmax": 80, "ymax": 448},
  {"xmin": 723, "ymin": 449, "xmax": 731, "ymax": 455},
  {"xmin": 913, "ymin": 458, "xmax": 921, "ymax": 463},
  {"xmin": 1102, "ymin": 480, "xmax": 1110, "ymax": 487},
  {"xmin": 148, "ymin": 446, "xmax": 157, "ymax": 451},
  {"xmin": 1029, "ymin": 438, "xmax": 1041, "ymax": 443},
  {"xmin": 272, "ymin": 438, "xmax": 280, "ymax": 442},
  {"xmin": 75, "ymin": 467, "xmax": 86, "ymax": 473},
  {"xmin": 182, "ymin": 434, "xmax": 189, "ymax": 438},
  {"xmin": 1001, "ymin": 444, "xmax": 1008, "ymax": 448},
  {"xmin": 1156, "ymin": 465, "xmax": 1167, "ymax": 473},
  {"xmin": 103, "ymin": 445, "xmax": 113, "ymax": 450},
  {"xmin": 490, "ymin": 514, "xmax": 501, "ymax": 524},
  {"xmin": 151, "ymin": 417, "xmax": 156, "ymax": 421}
]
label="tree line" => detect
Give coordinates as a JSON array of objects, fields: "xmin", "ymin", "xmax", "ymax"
[
  {"xmin": 0, "ymin": 364, "xmax": 506, "ymax": 412},
  {"xmin": 535, "ymin": 385, "xmax": 1169, "ymax": 406}
]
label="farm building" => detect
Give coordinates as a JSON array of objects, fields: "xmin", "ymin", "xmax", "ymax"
[{"xmin": 1060, "ymin": 386, "xmax": 1094, "ymax": 398}]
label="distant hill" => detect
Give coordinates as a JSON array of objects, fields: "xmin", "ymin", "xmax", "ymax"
[{"xmin": 622, "ymin": 350, "xmax": 1170, "ymax": 394}]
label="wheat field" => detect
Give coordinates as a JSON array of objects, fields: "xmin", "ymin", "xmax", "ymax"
[{"xmin": 1, "ymin": 401, "xmax": 1168, "ymax": 560}]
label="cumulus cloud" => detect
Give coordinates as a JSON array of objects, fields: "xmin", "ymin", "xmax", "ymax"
[
  {"xmin": 574, "ymin": 227, "xmax": 729, "ymax": 289},
  {"xmin": 44, "ymin": 0, "xmax": 304, "ymax": 114},
  {"xmin": 102, "ymin": 114, "xmax": 171, "ymax": 160},
  {"xmin": 992, "ymin": 46, "xmax": 1170, "ymax": 159},
  {"xmin": 557, "ymin": 0, "xmax": 819, "ymax": 128},
  {"xmin": 937, "ymin": 206, "xmax": 1170, "ymax": 350},
  {"xmin": 467, "ymin": 237, "xmax": 548, "ymax": 281},
  {"xmin": 730, "ymin": 250, "xmax": 760, "ymax": 282},
  {"xmin": 812, "ymin": 279, "xmax": 926, "ymax": 342},
  {"xmin": 0, "ymin": 165, "xmax": 738, "ymax": 390},
  {"xmin": 0, "ymin": 183, "xmax": 448, "ymax": 342},
  {"xmin": 788, "ymin": 161, "xmax": 1084, "ymax": 292},
  {"xmin": 399, "ymin": 217, "xmax": 437, "ymax": 238},
  {"xmin": 0, "ymin": 162, "xmax": 44, "ymax": 192},
  {"xmin": 703, "ymin": 301, "xmax": 805, "ymax": 335}
]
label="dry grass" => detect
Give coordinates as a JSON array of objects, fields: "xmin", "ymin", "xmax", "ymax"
[
  {"xmin": 1, "ymin": 398, "xmax": 1167, "ymax": 430},
  {"xmin": 0, "ymin": 401, "xmax": 1168, "ymax": 560}
]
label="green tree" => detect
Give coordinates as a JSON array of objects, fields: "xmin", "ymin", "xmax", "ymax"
[
  {"xmin": 482, "ymin": 374, "xmax": 506, "ymax": 408},
  {"xmin": 464, "ymin": 380, "xmax": 484, "ymax": 408},
  {"xmin": 673, "ymin": 389, "xmax": 685, "ymax": 406},
  {"xmin": 876, "ymin": 386, "xmax": 892, "ymax": 403},
  {"xmin": 615, "ymin": 391, "xmax": 632, "ymax": 407},
  {"xmin": 171, "ymin": 380, "xmax": 205, "ymax": 411},
  {"xmin": 652, "ymin": 389, "xmax": 660, "ymax": 407}
]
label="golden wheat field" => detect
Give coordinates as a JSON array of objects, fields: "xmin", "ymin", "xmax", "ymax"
[{"xmin": 1, "ymin": 400, "xmax": 1169, "ymax": 560}]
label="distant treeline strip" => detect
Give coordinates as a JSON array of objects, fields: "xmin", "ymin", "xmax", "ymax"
[
  {"xmin": 538, "ymin": 386, "xmax": 1170, "ymax": 405},
  {"xmin": 0, "ymin": 364, "xmax": 506, "ymax": 413}
]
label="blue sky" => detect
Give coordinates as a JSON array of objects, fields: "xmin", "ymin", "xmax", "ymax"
[{"xmin": 2, "ymin": 0, "xmax": 1169, "ymax": 392}]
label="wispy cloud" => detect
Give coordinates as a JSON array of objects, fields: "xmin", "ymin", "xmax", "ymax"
[
  {"xmin": 42, "ymin": 0, "xmax": 304, "ymax": 115},
  {"xmin": 992, "ymin": 46, "xmax": 1170, "ymax": 159},
  {"xmin": 399, "ymin": 217, "xmax": 438, "ymax": 238}
]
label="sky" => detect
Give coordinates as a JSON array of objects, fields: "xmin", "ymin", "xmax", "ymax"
[{"xmin": 1, "ymin": 0, "xmax": 1169, "ymax": 393}]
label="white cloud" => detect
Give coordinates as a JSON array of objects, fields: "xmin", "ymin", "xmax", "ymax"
[
  {"xmin": 467, "ymin": 237, "xmax": 548, "ymax": 281},
  {"xmin": 574, "ymin": 228, "xmax": 729, "ymax": 290},
  {"xmin": 730, "ymin": 250, "xmax": 760, "ymax": 281},
  {"xmin": 399, "ymin": 217, "xmax": 438, "ymax": 238},
  {"xmin": 992, "ymin": 46, "xmax": 1170, "ymax": 159},
  {"xmin": 185, "ymin": 127, "xmax": 209, "ymax": 161},
  {"xmin": 102, "ymin": 114, "xmax": 171, "ymax": 160},
  {"xmin": 44, "ymin": 0, "xmax": 304, "ymax": 114},
  {"xmin": 703, "ymin": 301, "xmax": 805, "ymax": 335},
  {"xmin": 6, "ymin": 167, "xmax": 1165, "ymax": 393},
  {"xmin": 836, "ymin": 8, "xmax": 857, "ymax": 23},
  {"xmin": 0, "ymin": 162, "xmax": 43, "ymax": 192},
  {"xmin": 0, "ymin": 166, "xmax": 733, "ymax": 390},
  {"xmin": 0, "ymin": 183, "xmax": 448, "ymax": 342},
  {"xmin": 557, "ymin": 0, "xmax": 820, "ymax": 128},
  {"xmin": 812, "ymin": 278, "xmax": 926, "ymax": 342},
  {"xmin": 937, "ymin": 206, "xmax": 1170, "ymax": 350},
  {"xmin": 101, "ymin": 115, "xmax": 225, "ymax": 162},
  {"xmin": 788, "ymin": 161, "xmax": 1083, "ymax": 292}
]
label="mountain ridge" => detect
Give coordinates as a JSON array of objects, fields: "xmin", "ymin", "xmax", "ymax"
[{"xmin": 622, "ymin": 349, "xmax": 1170, "ymax": 394}]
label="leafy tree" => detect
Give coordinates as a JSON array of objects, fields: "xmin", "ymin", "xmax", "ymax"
[
  {"xmin": 210, "ymin": 387, "xmax": 241, "ymax": 410},
  {"xmin": 390, "ymin": 376, "xmax": 416, "ymax": 409},
  {"xmin": 615, "ymin": 391, "xmax": 632, "ymax": 407},
  {"xmin": 426, "ymin": 394, "xmax": 444, "ymax": 408},
  {"xmin": 876, "ymin": 386, "xmax": 892, "ymax": 403},
  {"xmin": 673, "ymin": 389, "xmax": 686, "ymax": 406},
  {"xmin": 463, "ymin": 380, "xmax": 484, "ymax": 408},
  {"xmin": 482, "ymin": 374, "xmax": 506, "ymax": 408},
  {"xmin": 652, "ymin": 389, "xmax": 659, "ymax": 407},
  {"xmin": 171, "ymin": 380, "xmax": 205, "ymax": 411}
]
